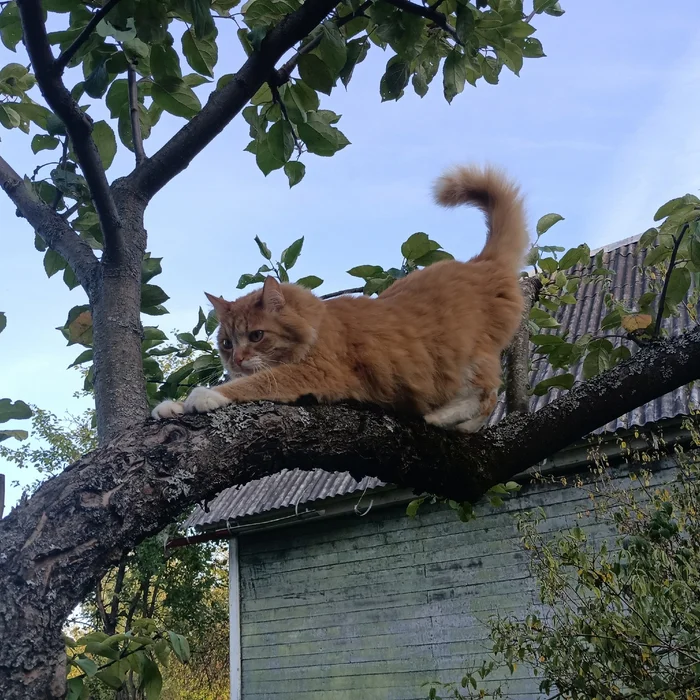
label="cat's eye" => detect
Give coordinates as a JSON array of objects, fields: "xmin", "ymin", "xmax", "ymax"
[
  {"xmin": 249, "ymin": 330, "xmax": 264, "ymax": 343},
  {"xmin": 221, "ymin": 338, "xmax": 233, "ymax": 350}
]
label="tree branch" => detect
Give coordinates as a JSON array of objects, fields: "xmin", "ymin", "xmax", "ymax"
[
  {"xmin": 273, "ymin": 0, "xmax": 373, "ymax": 86},
  {"xmin": 17, "ymin": 0, "xmax": 124, "ymax": 263},
  {"xmin": 654, "ymin": 222, "xmax": 689, "ymax": 338},
  {"xmin": 321, "ymin": 286, "xmax": 364, "ymax": 299},
  {"xmin": 505, "ymin": 277, "xmax": 542, "ymax": 414},
  {"xmin": 383, "ymin": 0, "xmax": 463, "ymax": 45},
  {"xmin": 2, "ymin": 324, "xmax": 700, "ymax": 697},
  {"xmin": 55, "ymin": 0, "xmax": 123, "ymax": 71},
  {"xmin": 125, "ymin": 0, "xmax": 344, "ymax": 201},
  {"xmin": 127, "ymin": 63, "xmax": 146, "ymax": 166},
  {"xmin": 0, "ymin": 155, "xmax": 98, "ymax": 291}
]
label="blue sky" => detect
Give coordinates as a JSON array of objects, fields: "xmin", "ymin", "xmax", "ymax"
[{"xmin": 2, "ymin": 1, "xmax": 700, "ymax": 507}]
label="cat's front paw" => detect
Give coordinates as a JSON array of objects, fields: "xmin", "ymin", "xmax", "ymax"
[
  {"xmin": 183, "ymin": 387, "xmax": 231, "ymax": 414},
  {"xmin": 152, "ymin": 400, "xmax": 185, "ymax": 420}
]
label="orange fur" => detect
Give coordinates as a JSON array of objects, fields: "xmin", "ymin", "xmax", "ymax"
[{"xmin": 153, "ymin": 165, "xmax": 530, "ymax": 432}]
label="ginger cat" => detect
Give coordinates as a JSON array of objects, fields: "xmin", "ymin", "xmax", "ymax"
[{"xmin": 152, "ymin": 165, "xmax": 529, "ymax": 432}]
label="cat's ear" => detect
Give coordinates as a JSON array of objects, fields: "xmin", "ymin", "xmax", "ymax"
[
  {"xmin": 205, "ymin": 292, "xmax": 231, "ymax": 318},
  {"xmin": 261, "ymin": 276, "xmax": 285, "ymax": 311}
]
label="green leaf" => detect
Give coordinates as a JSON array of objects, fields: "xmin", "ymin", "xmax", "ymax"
[
  {"xmin": 455, "ymin": 4, "xmax": 475, "ymax": 43},
  {"xmin": 443, "ymin": 49, "xmax": 467, "ymax": 104},
  {"xmin": 530, "ymin": 307, "xmax": 559, "ymax": 329},
  {"xmin": 296, "ymin": 275, "xmax": 323, "ymax": 290},
  {"xmin": 0, "ymin": 3, "xmax": 23, "ymax": 52},
  {"xmin": 297, "ymin": 112, "xmax": 349, "ymax": 157},
  {"xmin": 319, "ymin": 22, "xmax": 347, "ymax": 77},
  {"xmin": 0, "ymin": 429, "xmax": 29, "ymax": 442},
  {"xmin": 380, "ymin": 56, "xmax": 409, "ymax": 101},
  {"xmin": 188, "ymin": 0, "xmax": 216, "ymax": 38},
  {"xmin": 288, "ymin": 81, "xmax": 319, "ymax": 112},
  {"xmin": 298, "ymin": 53, "xmax": 334, "ymax": 95},
  {"xmin": 536, "ymin": 213, "xmax": 565, "ymax": 235},
  {"xmin": 406, "ymin": 498, "xmax": 424, "ymax": 517},
  {"xmin": 92, "ymin": 120, "xmax": 117, "ymax": 170},
  {"xmin": 665, "ymin": 267, "xmax": 691, "ymax": 306},
  {"xmin": 348, "ymin": 265, "xmax": 383, "ymax": 279},
  {"xmin": 151, "ymin": 77, "xmax": 202, "ymax": 119},
  {"xmin": 0, "ymin": 104, "xmax": 20, "ymax": 129},
  {"xmin": 66, "ymin": 677, "xmax": 84, "ymax": 700},
  {"xmin": 268, "ymin": 120, "xmax": 295, "ymax": 165},
  {"xmin": 74, "ymin": 657, "xmax": 99, "ymax": 677},
  {"xmin": 284, "ymin": 161, "xmax": 305, "ymax": 188},
  {"xmin": 254, "ymin": 235, "xmax": 272, "ymax": 260},
  {"xmin": 141, "ymin": 284, "xmax": 170, "ymax": 308},
  {"xmin": 31, "ymin": 134, "xmax": 60, "ymax": 154},
  {"xmin": 0, "ymin": 398, "xmax": 32, "ymax": 423},
  {"xmin": 601, "ymin": 308, "xmax": 622, "ymax": 330},
  {"xmin": 142, "ymin": 255, "xmax": 163, "ymax": 284},
  {"xmin": 44, "ymin": 249, "xmax": 67, "ymax": 278},
  {"xmin": 583, "ymin": 347, "xmax": 610, "ymax": 380},
  {"xmin": 139, "ymin": 657, "xmax": 163, "ymax": 700},
  {"xmin": 643, "ymin": 244, "xmax": 672, "ymax": 268},
  {"xmin": 499, "ymin": 40, "xmax": 523, "ymax": 75},
  {"xmin": 539, "ymin": 257, "xmax": 557, "ymax": 274},
  {"xmin": 654, "ymin": 194, "xmax": 700, "ymax": 222},
  {"xmin": 520, "ymin": 37, "xmax": 545, "ymax": 58},
  {"xmin": 167, "ymin": 631, "xmax": 191, "ymax": 662},
  {"xmin": 558, "ymin": 247, "xmax": 583, "ymax": 270},
  {"xmin": 532, "ymin": 374, "xmax": 576, "ymax": 395},
  {"xmin": 414, "ymin": 250, "xmax": 454, "ymax": 266},
  {"xmin": 150, "ymin": 44, "xmax": 182, "ymax": 82},
  {"xmin": 639, "ymin": 227, "xmax": 658, "ymax": 249},
  {"xmin": 84, "ymin": 58, "xmax": 110, "ymax": 98},
  {"xmin": 401, "ymin": 232, "xmax": 438, "ymax": 261},
  {"xmin": 95, "ymin": 668, "xmax": 125, "ymax": 690},
  {"xmin": 68, "ymin": 349, "xmax": 94, "ymax": 368},
  {"xmin": 340, "ymin": 37, "xmax": 369, "ymax": 87},
  {"xmin": 281, "ymin": 237, "xmax": 304, "ymax": 269},
  {"xmin": 181, "ymin": 28, "xmax": 218, "ymax": 77}
]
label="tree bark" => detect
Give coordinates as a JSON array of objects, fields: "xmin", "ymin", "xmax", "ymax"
[{"xmin": 1, "ymin": 324, "xmax": 699, "ymax": 698}]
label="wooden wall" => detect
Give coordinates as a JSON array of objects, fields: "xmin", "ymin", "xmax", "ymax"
[{"xmin": 237, "ymin": 459, "xmax": 677, "ymax": 699}]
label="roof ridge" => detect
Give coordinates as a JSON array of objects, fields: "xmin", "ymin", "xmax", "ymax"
[{"xmin": 590, "ymin": 233, "xmax": 641, "ymax": 256}]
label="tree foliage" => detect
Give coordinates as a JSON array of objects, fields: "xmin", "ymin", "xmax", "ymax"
[{"xmin": 428, "ymin": 418, "xmax": 700, "ymax": 699}]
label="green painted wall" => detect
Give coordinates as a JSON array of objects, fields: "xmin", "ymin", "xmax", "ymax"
[{"xmin": 237, "ymin": 460, "xmax": 676, "ymax": 699}]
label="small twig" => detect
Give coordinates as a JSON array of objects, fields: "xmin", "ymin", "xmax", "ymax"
[
  {"xmin": 273, "ymin": 0, "xmax": 373, "ymax": 86},
  {"xmin": 269, "ymin": 82, "xmax": 303, "ymax": 156},
  {"xmin": 52, "ymin": 137, "xmax": 69, "ymax": 210},
  {"xmin": 127, "ymin": 63, "xmax": 146, "ymax": 165},
  {"xmin": 383, "ymin": 0, "xmax": 463, "ymax": 45},
  {"xmin": 654, "ymin": 223, "xmax": 689, "ymax": 338},
  {"xmin": 60, "ymin": 202, "xmax": 80, "ymax": 219},
  {"xmin": 321, "ymin": 287, "xmax": 364, "ymax": 299},
  {"xmin": 56, "ymin": 0, "xmax": 123, "ymax": 71}
]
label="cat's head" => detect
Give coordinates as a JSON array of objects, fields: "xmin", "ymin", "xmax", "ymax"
[{"xmin": 205, "ymin": 277, "xmax": 322, "ymax": 378}]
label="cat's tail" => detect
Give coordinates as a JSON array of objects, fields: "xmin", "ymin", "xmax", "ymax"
[{"xmin": 433, "ymin": 165, "xmax": 529, "ymax": 273}]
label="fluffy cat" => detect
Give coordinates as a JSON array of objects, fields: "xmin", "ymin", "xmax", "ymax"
[{"xmin": 152, "ymin": 165, "xmax": 529, "ymax": 432}]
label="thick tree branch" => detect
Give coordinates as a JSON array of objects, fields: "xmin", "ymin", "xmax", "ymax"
[
  {"xmin": 0, "ymin": 155, "xmax": 98, "ymax": 291},
  {"xmin": 2, "ymin": 325, "xmax": 700, "ymax": 698},
  {"xmin": 17, "ymin": 0, "xmax": 124, "ymax": 263},
  {"xmin": 384, "ymin": 0, "xmax": 462, "ymax": 45},
  {"xmin": 125, "ymin": 0, "xmax": 343, "ymax": 201},
  {"xmin": 505, "ymin": 276, "xmax": 542, "ymax": 413},
  {"xmin": 55, "ymin": 0, "xmax": 123, "ymax": 71}
]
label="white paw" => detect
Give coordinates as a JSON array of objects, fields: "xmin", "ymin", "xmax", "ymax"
[
  {"xmin": 183, "ymin": 386, "xmax": 231, "ymax": 414},
  {"xmin": 152, "ymin": 400, "xmax": 185, "ymax": 420}
]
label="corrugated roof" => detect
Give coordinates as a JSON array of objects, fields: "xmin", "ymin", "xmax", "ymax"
[{"xmin": 185, "ymin": 237, "xmax": 698, "ymax": 530}]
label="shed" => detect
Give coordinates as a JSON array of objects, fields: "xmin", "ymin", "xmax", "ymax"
[{"xmin": 176, "ymin": 236, "xmax": 699, "ymax": 700}]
